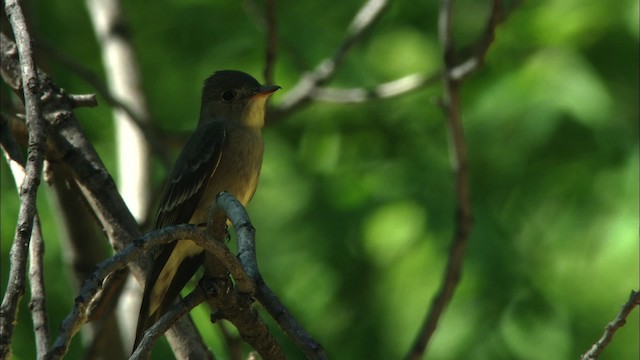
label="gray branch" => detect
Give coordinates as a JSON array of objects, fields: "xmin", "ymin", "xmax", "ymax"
[
  {"xmin": 580, "ymin": 290, "xmax": 640, "ymax": 360},
  {"xmin": 45, "ymin": 225, "xmax": 222, "ymax": 359},
  {"xmin": 1, "ymin": 32, "xmax": 210, "ymax": 360},
  {"xmin": 0, "ymin": 115, "xmax": 50, "ymax": 359},
  {"xmin": 0, "ymin": 1, "xmax": 47, "ymax": 357},
  {"xmin": 269, "ymin": 0, "xmax": 389, "ymax": 122},
  {"xmin": 216, "ymin": 192, "xmax": 328, "ymax": 360},
  {"xmin": 405, "ymin": 1, "xmax": 506, "ymax": 358}
]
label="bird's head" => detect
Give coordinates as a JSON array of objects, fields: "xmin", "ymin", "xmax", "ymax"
[{"xmin": 200, "ymin": 70, "xmax": 280, "ymax": 128}]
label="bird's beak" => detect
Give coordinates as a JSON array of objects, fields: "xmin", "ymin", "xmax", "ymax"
[{"xmin": 253, "ymin": 85, "xmax": 281, "ymax": 98}]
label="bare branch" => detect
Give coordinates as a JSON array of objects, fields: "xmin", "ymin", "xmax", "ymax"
[
  {"xmin": 203, "ymin": 278, "xmax": 285, "ymax": 360},
  {"xmin": 311, "ymin": 72, "xmax": 441, "ymax": 103},
  {"xmin": 269, "ymin": 0, "xmax": 389, "ymax": 122},
  {"xmin": 256, "ymin": 279, "xmax": 327, "ymax": 360},
  {"xmin": 448, "ymin": 0, "xmax": 504, "ymax": 81},
  {"xmin": 204, "ymin": 193, "xmax": 286, "ymax": 359},
  {"xmin": 406, "ymin": 1, "xmax": 509, "ymax": 357},
  {"xmin": 1, "ymin": 32, "xmax": 140, "ymax": 254},
  {"xmin": 268, "ymin": 0, "xmax": 505, "ymax": 112},
  {"xmin": 0, "ymin": 114, "xmax": 50, "ymax": 359},
  {"xmin": 263, "ymin": 0, "xmax": 277, "ymax": 85},
  {"xmin": 46, "ymin": 216, "xmax": 259, "ymax": 359},
  {"xmin": 27, "ymin": 212, "xmax": 49, "ymax": 357},
  {"xmin": 581, "ymin": 290, "xmax": 640, "ymax": 360},
  {"xmin": 46, "ymin": 161, "xmax": 127, "ymax": 360},
  {"xmin": 67, "ymin": 93, "xmax": 98, "ymax": 108},
  {"xmin": 1, "ymin": 32, "xmax": 210, "ymax": 359},
  {"xmin": 131, "ymin": 287, "xmax": 209, "ymax": 360},
  {"xmin": 45, "ymin": 224, "xmax": 226, "ymax": 360},
  {"xmin": 0, "ymin": 1, "xmax": 47, "ymax": 357},
  {"xmin": 164, "ymin": 316, "xmax": 215, "ymax": 360},
  {"xmin": 215, "ymin": 192, "xmax": 328, "ymax": 360},
  {"xmin": 405, "ymin": 0, "xmax": 477, "ymax": 358},
  {"xmin": 214, "ymin": 192, "xmax": 260, "ymax": 282}
]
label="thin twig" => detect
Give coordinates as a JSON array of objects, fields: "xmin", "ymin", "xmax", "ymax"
[
  {"xmin": 27, "ymin": 212, "xmax": 49, "ymax": 358},
  {"xmin": 311, "ymin": 72, "xmax": 441, "ymax": 103},
  {"xmin": 1, "ymin": 114, "xmax": 50, "ymax": 358},
  {"xmin": 255, "ymin": 278, "xmax": 327, "ymax": 360},
  {"xmin": 405, "ymin": 1, "xmax": 507, "ymax": 358},
  {"xmin": 131, "ymin": 287, "xmax": 208, "ymax": 360},
  {"xmin": 263, "ymin": 0, "xmax": 277, "ymax": 85},
  {"xmin": 0, "ymin": 1, "xmax": 47, "ymax": 358},
  {"xmin": 448, "ymin": 0, "xmax": 504, "ymax": 82},
  {"xmin": 407, "ymin": 0, "xmax": 508, "ymax": 360},
  {"xmin": 269, "ymin": 0, "xmax": 389, "ymax": 122},
  {"xmin": 67, "ymin": 93, "xmax": 98, "ymax": 108},
  {"xmin": 270, "ymin": 0, "xmax": 506, "ymax": 112},
  {"xmin": 580, "ymin": 290, "xmax": 640, "ymax": 360}
]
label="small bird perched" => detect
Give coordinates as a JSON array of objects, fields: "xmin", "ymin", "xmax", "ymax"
[{"xmin": 133, "ymin": 70, "xmax": 280, "ymax": 350}]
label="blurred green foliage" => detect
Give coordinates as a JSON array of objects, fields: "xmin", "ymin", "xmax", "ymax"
[{"xmin": 1, "ymin": 0, "xmax": 638, "ymax": 359}]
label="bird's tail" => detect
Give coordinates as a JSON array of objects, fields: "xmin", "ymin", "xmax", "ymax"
[{"xmin": 133, "ymin": 240, "xmax": 205, "ymax": 353}]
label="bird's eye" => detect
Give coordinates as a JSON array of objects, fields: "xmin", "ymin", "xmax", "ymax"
[{"xmin": 222, "ymin": 90, "xmax": 236, "ymax": 102}]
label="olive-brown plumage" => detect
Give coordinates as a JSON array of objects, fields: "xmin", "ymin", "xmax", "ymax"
[{"xmin": 133, "ymin": 70, "xmax": 279, "ymax": 351}]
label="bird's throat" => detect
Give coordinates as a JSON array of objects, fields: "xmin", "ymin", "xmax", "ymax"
[{"xmin": 242, "ymin": 96, "xmax": 269, "ymax": 128}]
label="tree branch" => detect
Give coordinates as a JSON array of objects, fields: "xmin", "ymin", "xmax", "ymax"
[
  {"xmin": 45, "ymin": 225, "xmax": 225, "ymax": 359},
  {"xmin": 0, "ymin": 1, "xmax": 47, "ymax": 357},
  {"xmin": 405, "ymin": 1, "xmax": 504, "ymax": 358},
  {"xmin": 263, "ymin": 0, "xmax": 277, "ymax": 85},
  {"xmin": 1, "ymin": 32, "xmax": 210, "ymax": 360},
  {"xmin": 27, "ymin": 211, "xmax": 49, "ymax": 358},
  {"xmin": 448, "ymin": 0, "xmax": 504, "ymax": 82},
  {"xmin": 266, "ymin": 0, "xmax": 507, "ymax": 112},
  {"xmin": 204, "ymin": 194, "xmax": 285, "ymax": 360},
  {"xmin": 310, "ymin": 72, "xmax": 441, "ymax": 103},
  {"xmin": 131, "ymin": 287, "xmax": 209, "ymax": 360},
  {"xmin": 215, "ymin": 192, "xmax": 328, "ymax": 360},
  {"xmin": 135, "ymin": 192, "xmax": 327, "ymax": 358},
  {"xmin": 46, "ymin": 160, "xmax": 128, "ymax": 359},
  {"xmin": 580, "ymin": 290, "xmax": 640, "ymax": 360},
  {"xmin": 203, "ymin": 278, "xmax": 285, "ymax": 360},
  {"xmin": 269, "ymin": 0, "xmax": 389, "ymax": 122},
  {"xmin": 47, "ymin": 217, "xmax": 260, "ymax": 359},
  {"xmin": 1, "ymin": 32, "xmax": 140, "ymax": 253},
  {"xmin": 0, "ymin": 114, "xmax": 50, "ymax": 359},
  {"xmin": 67, "ymin": 93, "xmax": 98, "ymax": 108}
]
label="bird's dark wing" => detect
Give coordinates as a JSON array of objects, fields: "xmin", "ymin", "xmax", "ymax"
[
  {"xmin": 155, "ymin": 120, "xmax": 226, "ymax": 229},
  {"xmin": 134, "ymin": 121, "xmax": 225, "ymax": 351}
]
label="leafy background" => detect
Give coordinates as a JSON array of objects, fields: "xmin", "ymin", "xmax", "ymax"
[{"xmin": 1, "ymin": 0, "xmax": 638, "ymax": 359}]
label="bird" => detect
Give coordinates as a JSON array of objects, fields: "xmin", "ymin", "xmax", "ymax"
[{"xmin": 133, "ymin": 70, "xmax": 280, "ymax": 351}]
